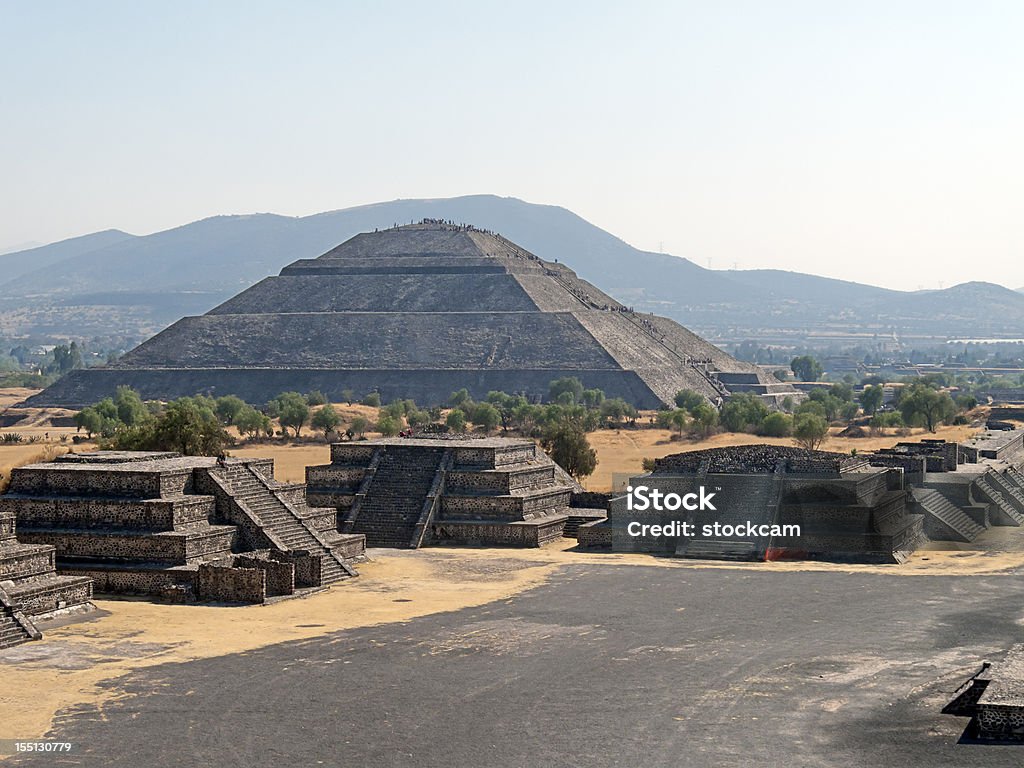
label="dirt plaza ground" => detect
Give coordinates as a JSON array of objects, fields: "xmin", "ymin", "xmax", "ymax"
[{"xmin": 3, "ymin": 542, "xmax": 1024, "ymax": 766}]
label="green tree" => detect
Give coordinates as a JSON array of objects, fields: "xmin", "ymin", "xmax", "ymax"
[
  {"xmin": 790, "ymin": 355, "xmax": 823, "ymax": 382},
  {"xmin": 486, "ymin": 391, "xmax": 529, "ymax": 432},
  {"xmin": 668, "ymin": 408, "xmax": 689, "ymax": 435},
  {"xmin": 406, "ymin": 409, "xmax": 431, "ymax": 428},
  {"xmin": 541, "ymin": 421, "xmax": 597, "ymax": 479},
  {"xmin": 50, "ymin": 342, "xmax": 83, "ymax": 374},
  {"xmin": 215, "ymin": 395, "xmax": 247, "ymax": 425},
  {"xmin": 273, "ymin": 391, "xmax": 310, "ymax": 438},
  {"xmin": 470, "ymin": 402, "xmax": 500, "ymax": 433},
  {"xmin": 759, "ymin": 411, "xmax": 793, "ymax": 437},
  {"xmin": 73, "ymin": 408, "xmax": 104, "ymax": 438},
  {"xmin": 340, "ymin": 389, "xmax": 356, "ymax": 405},
  {"xmin": 720, "ymin": 393, "xmax": 769, "ymax": 433},
  {"xmin": 581, "ymin": 388, "xmax": 605, "ymax": 409},
  {"xmin": 311, "ymin": 403, "xmax": 341, "ymax": 438},
  {"xmin": 793, "ymin": 413, "xmax": 829, "ymax": 450},
  {"xmin": 448, "ymin": 388, "xmax": 472, "ymax": 408},
  {"xmin": 306, "ymin": 390, "xmax": 328, "ymax": 406},
  {"xmin": 445, "ymin": 409, "xmax": 467, "ymax": 433},
  {"xmin": 689, "ymin": 402, "xmax": 719, "ymax": 438},
  {"xmin": 109, "ymin": 397, "xmax": 232, "ymax": 456},
  {"xmin": 673, "ymin": 389, "xmax": 705, "ymax": 412},
  {"xmin": 859, "ymin": 385, "xmax": 884, "ymax": 416},
  {"xmin": 597, "ymin": 397, "xmax": 636, "ymax": 427},
  {"xmin": 808, "ymin": 390, "xmax": 845, "ymax": 422},
  {"xmin": 113, "ymin": 386, "xmax": 149, "ymax": 427},
  {"xmin": 349, "ymin": 415, "xmax": 370, "ymax": 437},
  {"xmin": 234, "ymin": 405, "xmax": 270, "ymax": 439},
  {"xmin": 361, "ymin": 392, "xmax": 381, "ymax": 407},
  {"xmin": 548, "ymin": 377, "xmax": 584, "ymax": 405},
  {"xmin": 376, "ymin": 414, "xmax": 401, "ymax": 437},
  {"xmin": 900, "ymin": 383, "xmax": 957, "ymax": 432}
]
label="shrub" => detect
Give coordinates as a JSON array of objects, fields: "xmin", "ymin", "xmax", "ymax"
[
  {"xmin": 445, "ymin": 409, "xmax": 467, "ymax": 433},
  {"xmin": 758, "ymin": 412, "xmax": 792, "ymax": 437},
  {"xmin": 311, "ymin": 403, "xmax": 341, "ymax": 438},
  {"xmin": 349, "ymin": 415, "xmax": 370, "ymax": 437},
  {"xmin": 361, "ymin": 392, "xmax": 381, "ymax": 408},
  {"xmin": 793, "ymin": 413, "xmax": 828, "ymax": 450},
  {"xmin": 548, "ymin": 377, "xmax": 584, "ymax": 405},
  {"xmin": 541, "ymin": 421, "xmax": 597, "ymax": 479},
  {"xmin": 673, "ymin": 389, "xmax": 704, "ymax": 413},
  {"xmin": 376, "ymin": 414, "xmax": 401, "ymax": 437}
]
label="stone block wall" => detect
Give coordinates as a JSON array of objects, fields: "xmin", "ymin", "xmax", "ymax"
[
  {"xmin": 196, "ymin": 564, "xmax": 266, "ymax": 603},
  {"xmin": 12, "ymin": 578, "xmax": 93, "ymax": 616},
  {"xmin": 428, "ymin": 518, "xmax": 565, "ymax": 547},
  {"xmin": 0, "ymin": 496, "xmax": 216, "ymax": 531},
  {"xmin": 234, "ymin": 555, "xmax": 295, "ymax": 597}
]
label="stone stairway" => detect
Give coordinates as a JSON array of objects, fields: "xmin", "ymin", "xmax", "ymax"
[
  {"xmin": 0, "ymin": 590, "xmax": 37, "ymax": 650},
  {"xmin": 213, "ymin": 463, "xmax": 353, "ymax": 584},
  {"xmin": 913, "ymin": 488, "xmax": 985, "ymax": 542},
  {"xmin": 349, "ymin": 446, "xmax": 446, "ymax": 547},
  {"xmin": 1006, "ymin": 466, "xmax": 1024, "ymax": 492},
  {"xmin": 562, "ymin": 511, "xmax": 607, "ymax": 539},
  {"xmin": 990, "ymin": 471, "xmax": 1024, "ymax": 510},
  {"xmin": 680, "ymin": 539, "xmax": 762, "ymax": 561},
  {"xmin": 678, "ymin": 472, "xmax": 780, "ymax": 561},
  {"xmin": 974, "ymin": 475, "xmax": 1024, "ymax": 526}
]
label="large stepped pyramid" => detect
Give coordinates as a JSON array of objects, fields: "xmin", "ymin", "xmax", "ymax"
[
  {"xmin": 308, "ymin": 436, "xmax": 580, "ymax": 549},
  {"xmin": 26, "ymin": 221, "xmax": 798, "ymax": 409}
]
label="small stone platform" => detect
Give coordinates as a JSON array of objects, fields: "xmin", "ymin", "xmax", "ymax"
[
  {"xmin": 947, "ymin": 644, "xmax": 1024, "ymax": 741},
  {"xmin": 307, "ymin": 436, "xmax": 581, "ymax": 548},
  {"xmin": 1, "ymin": 451, "xmax": 365, "ymax": 604},
  {"xmin": 612, "ymin": 445, "xmax": 924, "ymax": 563},
  {"xmin": 0, "ymin": 502, "xmax": 94, "ymax": 649}
]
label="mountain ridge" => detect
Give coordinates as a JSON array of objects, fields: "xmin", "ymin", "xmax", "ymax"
[{"xmin": 1, "ymin": 195, "xmax": 1021, "ymax": 342}]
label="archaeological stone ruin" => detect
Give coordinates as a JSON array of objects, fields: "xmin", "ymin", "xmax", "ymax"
[
  {"xmin": 0, "ymin": 497, "xmax": 94, "ymax": 649},
  {"xmin": 583, "ymin": 428, "xmax": 1024, "ymax": 563},
  {"xmin": 947, "ymin": 644, "xmax": 1024, "ymax": 741},
  {"xmin": 26, "ymin": 221, "xmax": 798, "ymax": 409},
  {"xmin": 306, "ymin": 435, "xmax": 604, "ymax": 548},
  {"xmin": 0, "ymin": 451, "xmax": 365, "ymax": 627},
  {"xmin": 599, "ymin": 445, "xmax": 926, "ymax": 563}
]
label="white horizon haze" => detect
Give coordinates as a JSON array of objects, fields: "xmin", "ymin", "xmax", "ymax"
[{"xmin": 3, "ymin": 2, "xmax": 1022, "ymax": 291}]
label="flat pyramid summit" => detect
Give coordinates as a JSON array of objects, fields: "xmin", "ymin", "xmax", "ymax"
[{"xmin": 29, "ymin": 221, "xmax": 794, "ymax": 408}]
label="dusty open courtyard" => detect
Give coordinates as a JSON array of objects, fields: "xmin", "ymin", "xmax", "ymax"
[{"xmin": 2, "ymin": 542, "xmax": 1024, "ymax": 766}]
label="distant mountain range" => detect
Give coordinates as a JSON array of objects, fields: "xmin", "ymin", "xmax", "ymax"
[{"xmin": 2, "ymin": 195, "xmax": 1022, "ymax": 346}]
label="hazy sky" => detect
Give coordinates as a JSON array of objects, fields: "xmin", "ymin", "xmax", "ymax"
[{"xmin": 2, "ymin": 2, "xmax": 1022, "ymax": 290}]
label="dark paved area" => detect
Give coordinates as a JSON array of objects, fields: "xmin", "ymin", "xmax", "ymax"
[{"xmin": 14, "ymin": 564, "xmax": 1024, "ymax": 767}]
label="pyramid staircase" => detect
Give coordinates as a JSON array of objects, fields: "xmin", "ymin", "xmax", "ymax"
[
  {"xmin": 211, "ymin": 462, "xmax": 356, "ymax": 584},
  {"xmin": 912, "ymin": 488, "xmax": 986, "ymax": 542},
  {"xmin": 679, "ymin": 467, "xmax": 784, "ymax": 562},
  {"xmin": 0, "ymin": 586, "xmax": 41, "ymax": 650},
  {"xmin": 344, "ymin": 446, "xmax": 447, "ymax": 548},
  {"xmin": 974, "ymin": 473, "xmax": 1024, "ymax": 526},
  {"xmin": 562, "ymin": 511, "xmax": 607, "ymax": 539},
  {"xmin": 681, "ymin": 539, "xmax": 763, "ymax": 561}
]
